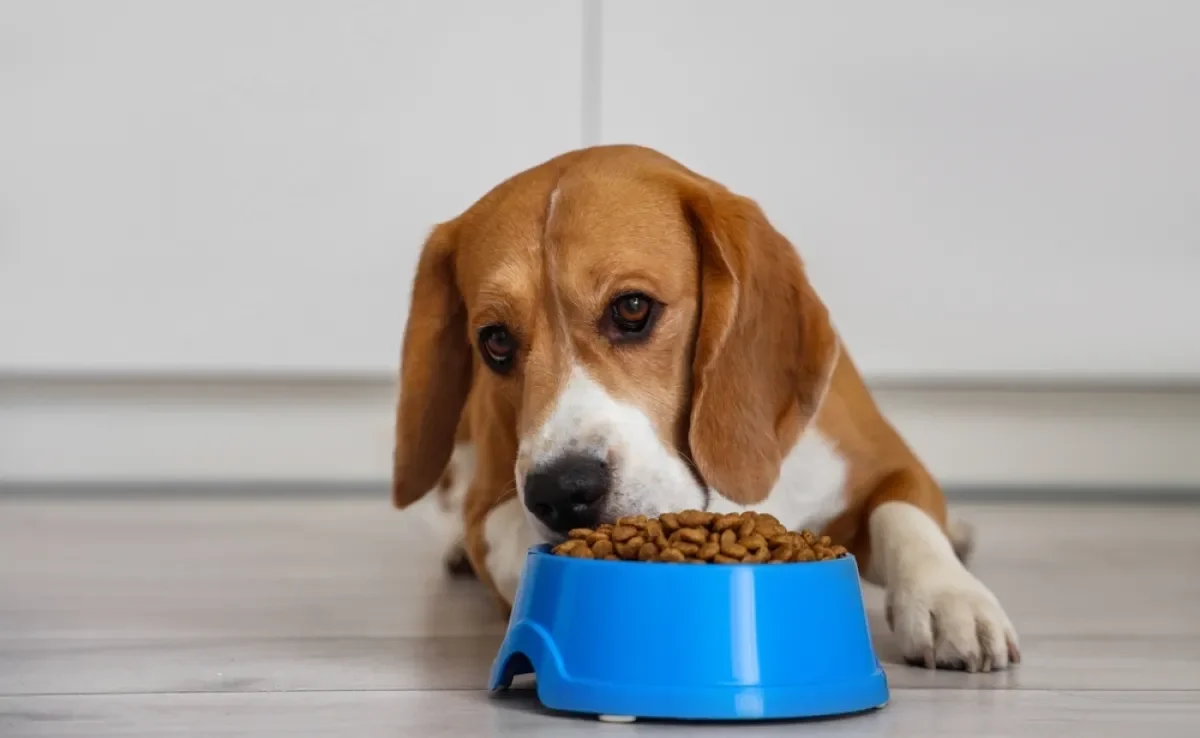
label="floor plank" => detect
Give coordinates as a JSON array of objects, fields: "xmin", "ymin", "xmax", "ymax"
[
  {"xmin": 3, "ymin": 632, "xmax": 1199, "ymax": 695},
  {"xmin": 3, "ymin": 689, "xmax": 1199, "ymax": 738}
]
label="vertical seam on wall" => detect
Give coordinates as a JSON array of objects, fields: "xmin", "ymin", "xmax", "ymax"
[{"xmin": 581, "ymin": 0, "xmax": 603, "ymax": 146}]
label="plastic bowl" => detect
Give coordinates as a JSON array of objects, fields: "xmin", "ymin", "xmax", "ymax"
[{"xmin": 489, "ymin": 544, "xmax": 888, "ymax": 722}]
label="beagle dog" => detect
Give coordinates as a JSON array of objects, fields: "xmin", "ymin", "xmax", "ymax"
[{"xmin": 393, "ymin": 145, "xmax": 1019, "ymax": 672}]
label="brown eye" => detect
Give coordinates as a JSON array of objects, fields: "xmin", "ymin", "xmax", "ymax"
[
  {"xmin": 609, "ymin": 293, "xmax": 656, "ymax": 336},
  {"xmin": 478, "ymin": 325, "xmax": 517, "ymax": 373}
]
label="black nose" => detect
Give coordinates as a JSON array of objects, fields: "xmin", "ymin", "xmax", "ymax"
[{"xmin": 523, "ymin": 455, "xmax": 610, "ymax": 532}]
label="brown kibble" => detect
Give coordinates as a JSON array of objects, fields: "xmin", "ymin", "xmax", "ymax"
[
  {"xmin": 744, "ymin": 548, "xmax": 770, "ymax": 563},
  {"xmin": 645, "ymin": 519, "xmax": 663, "ymax": 540},
  {"xmin": 755, "ymin": 520, "xmax": 786, "ymax": 538},
  {"xmin": 719, "ymin": 529, "xmax": 737, "ymax": 549},
  {"xmin": 677, "ymin": 510, "xmax": 714, "ymax": 528},
  {"xmin": 721, "ymin": 542, "xmax": 748, "ymax": 559},
  {"xmin": 551, "ymin": 513, "xmax": 848, "ymax": 566},
  {"xmin": 658, "ymin": 547, "xmax": 686, "ymax": 562},
  {"xmin": 712, "ymin": 513, "xmax": 741, "ymax": 532},
  {"xmin": 739, "ymin": 533, "xmax": 767, "ymax": 552},
  {"xmin": 611, "ymin": 525, "xmax": 638, "ymax": 543},
  {"xmin": 553, "ymin": 539, "xmax": 584, "ymax": 555},
  {"xmin": 615, "ymin": 536, "xmax": 645, "ymax": 559},
  {"xmin": 567, "ymin": 544, "xmax": 594, "ymax": 559},
  {"xmin": 737, "ymin": 517, "xmax": 756, "ymax": 539}
]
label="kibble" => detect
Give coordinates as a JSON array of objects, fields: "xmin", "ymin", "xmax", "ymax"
[{"xmin": 551, "ymin": 510, "xmax": 848, "ymax": 564}]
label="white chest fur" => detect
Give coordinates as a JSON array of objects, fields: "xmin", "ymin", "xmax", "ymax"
[{"xmin": 707, "ymin": 428, "xmax": 849, "ymax": 532}]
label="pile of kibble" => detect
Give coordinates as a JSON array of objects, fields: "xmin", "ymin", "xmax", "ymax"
[{"xmin": 551, "ymin": 510, "xmax": 848, "ymax": 564}]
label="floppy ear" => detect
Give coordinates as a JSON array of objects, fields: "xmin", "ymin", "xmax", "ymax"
[
  {"xmin": 680, "ymin": 179, "xmax": 839, "ymax": 505},
  {"xmin": 392, "ymin": 221, "xmax": 473, "ymax": 509}
]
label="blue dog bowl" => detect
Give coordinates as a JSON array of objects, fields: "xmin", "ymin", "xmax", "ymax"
[{"xmin": 489, "ymin": 544, "xmax": 888, "ymax": 721}]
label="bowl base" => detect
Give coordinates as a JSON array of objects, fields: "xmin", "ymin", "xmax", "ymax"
[{"xmin": 597, "ymin": 715, "xmax": 637, "ymax": 724}]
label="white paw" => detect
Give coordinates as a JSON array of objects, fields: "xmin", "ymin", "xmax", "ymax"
[
  {"xmin": 886, "ymin": 564, "xmax": 1020, "ymax": 672},
  {"xmin": 485, "ymin": 497, "xmax": 538, "ymax": 607}
]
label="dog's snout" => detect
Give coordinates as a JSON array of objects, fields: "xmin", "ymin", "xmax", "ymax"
[{"xmin": 523, "ymin": 454, "xmax": 610, "ymax": 532}]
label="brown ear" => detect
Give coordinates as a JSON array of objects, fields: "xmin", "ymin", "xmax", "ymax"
[
  {"xmin": 392, "ymin": 220, "xmax": 473, "ymax": 508},
  {"xmin": 680, "ymin": 179, "xmax": 839, "ymax": 505}
]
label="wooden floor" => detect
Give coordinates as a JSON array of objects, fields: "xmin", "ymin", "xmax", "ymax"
[{"xmin": 1, "ymin": 497, "xmax": 1198, "ymax": 736}]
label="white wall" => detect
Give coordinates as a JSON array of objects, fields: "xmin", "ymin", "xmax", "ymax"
[
  {"xmin": 2, "ymin": 1, "xmax": 1198, "ymax": 487},
  {"xmin": 600, "ymin": 0, "xmax": 1200, "ymax": 381},
  {"xmin": 4, "ymin": 0, "xmax": 1196, "ymax": 380},
  {"xmin": 1, "ymin": 0, "xmax": 584, "ymax": 374}
]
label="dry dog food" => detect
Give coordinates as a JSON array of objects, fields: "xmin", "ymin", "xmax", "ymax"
[{"xmin": 550, "ymin": 511, "xmax": 848, "ymax": 564}]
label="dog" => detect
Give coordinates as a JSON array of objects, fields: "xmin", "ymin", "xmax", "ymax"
[{"xmin": 392, "ymin": 145, "xmax": 1019, "ymax": 672}]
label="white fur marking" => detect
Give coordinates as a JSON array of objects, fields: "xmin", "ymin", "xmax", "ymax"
[
  {"xmin": 812, "ymin": 338, "xmax": 840, "ymax": 416},
  {"xmin": 869, "ymin": 501, "xmax": 1019, "ymax": 671},
  {"xmin": 405, "ymin": 442, "xmax": 474, "ymax": 569},
  {"xmin": 517, "ymin": 365, "xmax": 705, "ymax": 532},
  {"xmin": 438, "ymin": 444, "xmax": 473, "ymax": 514},
  {"xmin": 708, "ymin": 428, "xmax": 849, "ymax": 533},
  {"xmin": 484, "ymin": 496, "xmax": 538, "ymax": 605},
  {"xmin": 545, "ymin": 184, "xmax": 561, "ymax": 228},
  {"xmin": 708, "ymin": 335, "xmax": 845, "ymax": 532}
]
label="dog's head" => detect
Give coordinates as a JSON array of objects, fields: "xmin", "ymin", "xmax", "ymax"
[{"xmin": 392, "ymin": 146, "xmax": 837, "ymax": 539}]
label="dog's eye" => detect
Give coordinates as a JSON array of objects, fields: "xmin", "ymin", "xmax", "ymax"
[
  {"xmin": 608, "ymin": 293, "xmax": 656, "ymax": 338},
  {"xmin": 478, "ymin": 325, "xmax": 517, "ymax": 373}
]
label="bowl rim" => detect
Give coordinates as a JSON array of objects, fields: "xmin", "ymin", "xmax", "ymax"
[{"xmin": 530, "ymin": 542, "xmax": 855, "ymax": 568}]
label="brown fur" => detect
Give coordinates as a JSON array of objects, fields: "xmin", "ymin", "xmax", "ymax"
[{"xmin": 392, "ymin": 144, "xmax": 949, "ymax": 595}]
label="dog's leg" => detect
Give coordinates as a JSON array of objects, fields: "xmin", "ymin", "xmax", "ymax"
[
  {"xmin": 411, "ymin": 442, "xmax": 477, "ymax": 578},
  {"xmin": 862, "ymin": 472, "xmax": 1020, "ymax": 672},
  {"xmin": 481, "ymin": 496, "xmax": 538, "ymax": 607},
  {"xmin": 461, "ymin": 492, "xmax": 538, "ymax": 611}
]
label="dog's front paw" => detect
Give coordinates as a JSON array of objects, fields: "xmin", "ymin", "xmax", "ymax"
[{"xmin": 886, "ymin": 564, "xmax": 1020, "ymax": 672}]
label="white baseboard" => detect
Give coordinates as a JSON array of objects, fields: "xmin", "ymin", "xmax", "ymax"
[{"xmin": 2, "ymin": 377, "xmax": 1198, "ymax": 489}]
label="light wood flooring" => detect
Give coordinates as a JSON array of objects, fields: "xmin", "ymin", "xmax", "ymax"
[{"xmin": 1, "ymin": 497, "xmax": 1198, "ymax": 736}]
